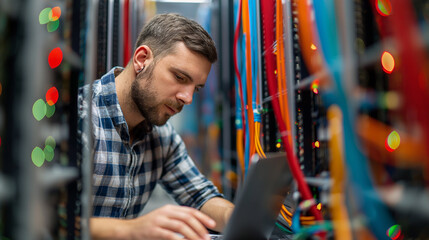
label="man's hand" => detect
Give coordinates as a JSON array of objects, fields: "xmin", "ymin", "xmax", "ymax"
[{"xmin": 125, "ymin": 204, "xmax": 216, "ymax": 240}]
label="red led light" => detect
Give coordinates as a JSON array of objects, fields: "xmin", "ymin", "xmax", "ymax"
[
  {"xmin": 50, "ymin": 7, "xmax": 61, "ymax": 21},
  {"xmin": 385, "ymin": 138, "xmax": 394, "ymax": 152},
  {"xmin": 48, "ymin": 47, "xmax": 63, "ymax": 69},
  {"xmin": 46, "ymin": 87, "xmax": 59, "ymax": 106}
]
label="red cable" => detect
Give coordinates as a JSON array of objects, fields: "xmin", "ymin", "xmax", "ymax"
[
  {"xmin": 123, "ymin": 0, "xmax": 131, "ymax": 64},
  {"xmin": 260, "ymin": 0, "xmax": 323, "ymax": 221}
]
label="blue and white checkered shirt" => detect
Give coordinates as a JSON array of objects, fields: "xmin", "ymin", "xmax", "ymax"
[{"xmin": 78, "ymin": 67, "xmax": 222, "ymax": 218}]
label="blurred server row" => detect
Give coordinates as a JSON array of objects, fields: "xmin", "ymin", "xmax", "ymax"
[{"xmin": 0, "ymin": 0, "xmax": 149, "ymax": 239}]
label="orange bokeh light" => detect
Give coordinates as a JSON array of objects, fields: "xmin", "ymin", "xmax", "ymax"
[
  {"xmin": 313, "ymin": 88, "xmax": 319, "ymax": 94},
  {"xmin": 381, "ymin": 51, "xmax": 395, "ymax": 74}
]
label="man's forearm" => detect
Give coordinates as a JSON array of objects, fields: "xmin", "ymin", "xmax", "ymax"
[
  {"xmin": 90, "ymin": 217, "xmax": 130, "ymax": 240},
  {"xmin": 199, "ymin": 197, "xmax": 234, "ymax": 232}
]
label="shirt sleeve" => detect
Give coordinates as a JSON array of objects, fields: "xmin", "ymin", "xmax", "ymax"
[{"xmin": 158, "ymin": 123, "xmax": 223, "ymax": 209}]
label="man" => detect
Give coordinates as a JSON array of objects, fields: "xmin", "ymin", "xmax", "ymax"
[{"xmin": 78, "ymin": 13, "xmax": 234, "ymax": 240}]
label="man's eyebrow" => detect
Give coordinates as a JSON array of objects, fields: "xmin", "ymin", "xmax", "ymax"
[{"xmin": 172, "ymin": 67, "xmax": 205, "ymax": 88}]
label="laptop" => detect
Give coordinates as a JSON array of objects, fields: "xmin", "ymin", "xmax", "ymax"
[{"xmin": 212, "ymin": 152, "xmax": 294, "ymax": 240}]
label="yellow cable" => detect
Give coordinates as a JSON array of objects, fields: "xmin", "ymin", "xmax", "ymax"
[
  {"xmin": 255, "ymin": 122, "xmax": 267, "ymax": 158},
  {"xmin": 328, "ymin": 105, "xmax": 353, "ymax": 240},
  {"xmin": 255, "ymin": 123, "xmax": 262, "ymax": 157}
]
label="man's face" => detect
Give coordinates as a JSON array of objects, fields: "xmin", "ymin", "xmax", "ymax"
[{"xmin": 131, "ymin": 42, "xmax": 212, "ymax": 126}]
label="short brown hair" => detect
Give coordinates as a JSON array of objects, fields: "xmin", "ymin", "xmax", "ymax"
[{"xmin": 134, "ymin": 13, "xmax": 217, "ymax": 63}]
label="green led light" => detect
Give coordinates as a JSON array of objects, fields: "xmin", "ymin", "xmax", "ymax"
[
  {"xmin": 45, "ymin": 136, "xmax": 56, "ymax": 149},
  {"xmin": 31, "ymin": 147, "xmax": 45, "ymax": 167},
  {"xmin": 47, "ymin": 20, "xmax": 60, "ymax": 32},
  {"xmin": 44, "ymin": 145, "xmax": 54, "ymax": 162},
  {"xmin": 32, "ymin": 99, "xmax": 47, "ymax": 121},
  {"xmin": 46, "ymin": 103, "xmax": 55, "ymax": 118},
  {"xmin": 39, "ymin": 8, "xmax": 52, "ymax": 25}
]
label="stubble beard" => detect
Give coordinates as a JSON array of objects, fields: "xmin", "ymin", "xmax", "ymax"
[{"xmin": 130, "ymin": 63, "xmax": 179, "ymax": 126}]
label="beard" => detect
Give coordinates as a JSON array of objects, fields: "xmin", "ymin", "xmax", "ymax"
[{"xmin": 130, "ymin": 63, "xmax": 183, "ymax": 126}]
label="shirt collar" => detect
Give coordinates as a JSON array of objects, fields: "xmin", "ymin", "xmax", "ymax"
[{"xmin": 99, "ymin": 67, "xmax": 127, "ymax": 128}]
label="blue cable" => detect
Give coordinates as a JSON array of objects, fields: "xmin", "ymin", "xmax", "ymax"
[
  {"xmin": 234, "ymin": 0, "xmax": 242, "ymax": 131},
  {"xmin": 241, "ymin": 31, "xmax": 250, "ymax": 177},
  {"xmin": 249, "ymin": 0, "xmax": 260, "ymax": 123}
]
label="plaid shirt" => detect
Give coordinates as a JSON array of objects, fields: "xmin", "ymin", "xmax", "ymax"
[{"xmin": 78, "ymin": 67, "xmax": 222, "ymax": 218}]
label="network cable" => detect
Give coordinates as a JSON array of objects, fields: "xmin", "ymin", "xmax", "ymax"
[{"xmin": 260, "ymin": 0, "xmax": 323, "ymax": 222}]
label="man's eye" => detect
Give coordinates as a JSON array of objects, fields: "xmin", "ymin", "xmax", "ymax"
[
  {"xmin": 194, "ymin": 87, "xmax": 201, "ymax": 93},
  {"xmin": 175, "ymin": 75, "xmax": 185, "ymax": 81}
]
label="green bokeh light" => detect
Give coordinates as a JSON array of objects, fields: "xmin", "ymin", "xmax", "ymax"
[
  {"xmin": 377, "ymin": 0, "xmax": 392, "ymax": 16},
  {"xmin": 387, "ymin": 131, "xmax": 400, "ymax": 150},
  {"xmin": 33, "ymin": 99, "xmax": 47, "ymax": 121},
  {"xmin": 45, "ymin": 136, "xmax": 56, "ymax": 149},
  {"xmin": 31, "ymin": 147, "xmax": 45, "ymax": 167},
  {"xmin": 46, "ymin": 103, "xmax": 55, "ymax": 118},
  {"xmin": 387, "ymin": 224, "xmax": 401, "ymax": 239},
  {"xmin": 44, "ymin": 145, "xmax": 54, "ymax": 162},
  {"xmin": 39, "ymin": 8, "xmax": 51, "ymax": 25},
  {"xmin": 47, "ymin": 20, "xmax": 59, "ymax": 32}
]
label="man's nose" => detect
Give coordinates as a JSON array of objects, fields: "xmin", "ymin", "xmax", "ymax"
[{"xmin": 176, "ymin": 86, "xmax": 194, "ymax": 105}]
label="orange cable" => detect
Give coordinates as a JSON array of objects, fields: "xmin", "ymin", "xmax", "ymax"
[
  {"xmin": 280, "ymin": 209, "xmax": 292, "ymax": 226},
  {"xmin": 276, "ymin": 0, "xmax": 293, "ymax": 146},
  {"xmin": 236, "ymin": 129, "xmax": 245, "ymax": 178}
]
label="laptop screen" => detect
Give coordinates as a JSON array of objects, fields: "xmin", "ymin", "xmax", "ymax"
[{"xmin": 223, "ymin": 152, "xmax": 293, "ymax": 240}]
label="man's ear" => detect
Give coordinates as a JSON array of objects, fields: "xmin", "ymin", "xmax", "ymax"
[{"xmin": 132, "ymin": 45, "xmax": 153, "ymax": 74}]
